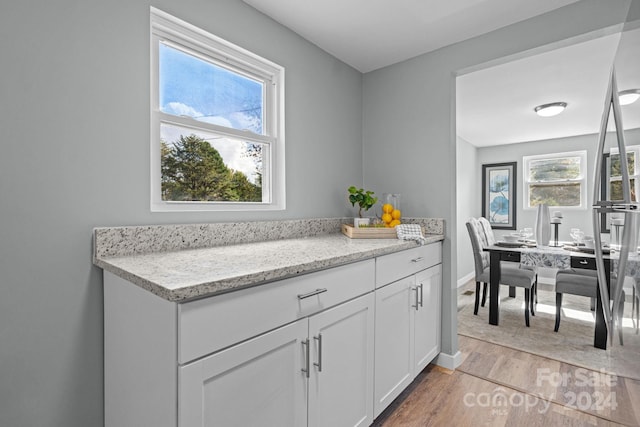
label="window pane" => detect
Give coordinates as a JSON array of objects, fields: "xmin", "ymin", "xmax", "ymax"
[
  {"xmin": 609, "ymin": 179, "xmax": 637, "ymax": 201},
  {"xmin": 160, "ymin": 123, "xmax": 264, "ymax": 202},
  {"xmin": 159, "ymin": 43, "xmax": 264, "ymax": 134},
  {"xmin": 529, "ymin": 183, "xmax": 581, "ymax": 207},
  {"xmin": 528, "ymin": 157, "xmax": 581, "ymax": 181},
  {"xmin": 610, "ymin": 152, "xmax": 635, "ymax": 177}
]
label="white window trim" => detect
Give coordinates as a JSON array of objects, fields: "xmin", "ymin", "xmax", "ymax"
[
  {"xmin": 523, "ymin": 150, "xmax": 588, "ymax": 210},
  {"xmin": 150, "ymin": 7, "xmax": 285, "ymax": 212}
]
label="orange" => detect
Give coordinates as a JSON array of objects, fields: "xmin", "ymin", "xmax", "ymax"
[
  {"xmin": 381, "ymin": 213, "xmax": 392, "ymax": 224},
  {"xmin": 382, "ymin": 203, "xmax": 394, "ymax": 214},
  {"xmin": 389, "ymin": 219, "xmax": 401, "ymax": 227},
  {"xmin": 391, "ymin": 209, "xmax": 401, "ymax": 220}
]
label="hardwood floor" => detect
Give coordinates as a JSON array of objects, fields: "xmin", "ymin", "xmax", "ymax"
[
  {"xmin": 372, "ymin": 336, "xmax": 639, "ymax": 426},
  {"xmin": 371, "ymin": 282, "xmax": 640, "ymax": 427}
]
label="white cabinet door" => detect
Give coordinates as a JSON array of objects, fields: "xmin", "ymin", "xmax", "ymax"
[
  {"xmin": 373, "ymin": 276, "xmax": 415, "ymax": 417},
  {"xmin": 308, "ymin": 293, "xmax": 375, "ymax": 427},
  {"xmin": 414, "ymin": 264, "xmax": 442, "ymax": 373},
  {"xmin": 179, "ymin": 319, "xmax": 308, "ymax": 427}
]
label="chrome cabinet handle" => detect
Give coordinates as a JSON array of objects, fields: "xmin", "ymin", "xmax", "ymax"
[
  {"xmin": 580, "ymin": 260, "xmax": 589, "ymax": 265},
  {"xmin": 301, "ymin": 339, "xmax": 310, "ymax": 378},
  {"xmin": 412, "ymin": 286, "xmax": 419, "ymax": 310},
  {"xmin": 419, "ymin": 283, "xmax": 424, "ymax": 308},
  {"xmin": 297, "ymin": 288, "xmax": 328, "ymax": 300},
  {"xmin": 313, "ymin": 334, "xmax": 323, "ymax": 372},
  {"xmin": 411, "ymin": 257, "xmax": 424, "ymax": 263}
]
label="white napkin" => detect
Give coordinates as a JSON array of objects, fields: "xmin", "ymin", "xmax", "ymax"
[{"xmin": 396, "ymin": 224, "xmax": 426, "ymax": 245}]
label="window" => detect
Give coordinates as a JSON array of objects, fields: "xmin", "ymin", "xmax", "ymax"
[
  {"xmin": 523, "ymin": 151, "xmax": 587, "ymax": 209},
  {"xmin": 606, "ymin": 145, "xmax": 640, "ymax": 202},
  {"xmin": 150, "ymin": 8, "xmax": 285, "ymax": 211}
]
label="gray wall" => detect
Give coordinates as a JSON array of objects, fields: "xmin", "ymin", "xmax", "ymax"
[
  {"xmin": 362, "ymin": 0, "xmax": 631, "ymax": 363},
  {"xmin": 0, "ymin": 1, "xmax": 363, "ymax": 426},
  {"xmin": 0, "ymin": 0, "xmax": 634, "ymax": 425},
  {"xmin": 456, "ymin": 137, "xmax": 480, "ymax": 285},
  {"xmin": 458, "ymin": 129, "xmax": 640, "ymax": 282},
  {"xmin": 477, "ymin": 134, "xmax": 600, "ymax": 243}
]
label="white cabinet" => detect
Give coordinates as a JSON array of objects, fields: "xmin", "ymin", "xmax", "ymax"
[
  {"xmin": 414, "ymin": 265, "xmax": 441, "ymax": 373},
  {"xmin": 179, "ymin": 292, "xmax": 375, "ymax": 427},
  {"xmin": 373, "ymin": 262, "xmax": 442, "ymax": 417},
  {"xmin": 308, "ymin": 293, "xmax": 374, "ymax": 427},
  {"xmin": 179, "ymin": 320, "xmax": 308, "ymax": 427},
  {"xmin": 103, "ymin": 242, "xmax": 442, "ymax": 427},
  {"xmin": 373, "ymin": 276, "xmax": 415, "ymax": 416}
]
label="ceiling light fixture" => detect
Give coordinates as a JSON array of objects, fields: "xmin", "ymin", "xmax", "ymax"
[
  {"xmin": 534, "ymin": 102, "xmax": 567, "ymax": 117},
  {"xmin": 619, "ymin": 89, "xmax": 640, "ymax": 106}
]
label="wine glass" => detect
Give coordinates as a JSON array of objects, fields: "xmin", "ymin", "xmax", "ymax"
[
  {"xmin": 569, "ymin": 228, "xmax": 579, "ymax": 242},
  {"xmin": 520, "ymin": 228, "xmax": 533, "ymax": 241},
  {"xmin": 570, "ymin": 228, "xmax": 584, "ymax": 245}
]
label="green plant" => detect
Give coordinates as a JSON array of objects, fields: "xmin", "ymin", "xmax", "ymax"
[{"xmin": 348, "ymin": 186, "xmax": 378, "ymax": 218}]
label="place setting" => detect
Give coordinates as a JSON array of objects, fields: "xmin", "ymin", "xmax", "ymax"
[
  {"xmin": 562, "ymin": 228, "xmax": 611, "ymax": 254},
  {"xmin": 495, "ymin": 227, "xmax": 537, "ymax": 247}
]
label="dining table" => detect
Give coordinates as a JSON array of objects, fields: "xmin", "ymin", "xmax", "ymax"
[{"xmin": 484, "ymin": 243, "xmax": 611, "ymax": 349}]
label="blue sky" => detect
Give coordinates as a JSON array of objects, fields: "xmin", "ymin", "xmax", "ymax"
[
  {"xmin": 159, "ymin": 43, "xmax": 264, "ymax": 183},
  {"xmin": 159, "ymin": 43, "xmax": 263, "ymax": 133}
]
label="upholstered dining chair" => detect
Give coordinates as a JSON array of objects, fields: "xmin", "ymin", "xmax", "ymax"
[
  {"xmin": 555, "ymin": 270, "xmax": 628, "ymax": 337},
  {"xmin": 553, "ymin": 269, "xmax": 598, "ymax": 332},
  {"xmin": 466, "ymin": 217, "xmax": 537, "ymax": 326}
]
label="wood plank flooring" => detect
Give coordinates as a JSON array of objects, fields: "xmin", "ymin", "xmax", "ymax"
[{"xmin": 372, "ymin": 336, "xmax": 640, "ymax": 427}]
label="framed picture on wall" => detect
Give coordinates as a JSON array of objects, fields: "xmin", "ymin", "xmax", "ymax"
[{"xmin": 482, "ymin": 162, "xmax": 517, "ymax": 230}]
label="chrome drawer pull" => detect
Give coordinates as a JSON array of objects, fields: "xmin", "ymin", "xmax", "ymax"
[
  {"xmin": 301, "ymin": 339, "xmax": 310, "ymax": 378},
  {"xmin": 580, "ymin": 260, "xmax": 589, "ymax": 265},
  {"xmin": 313, "ymin": 334, "xmax": 323, "ymax": 372},
  {"xmin": 411, "ymin": 257, "xmax": 424, "ymax": 263},
  {"xmin": 297, "ymin": 288, "xmax": 328, "ymax": 300}
]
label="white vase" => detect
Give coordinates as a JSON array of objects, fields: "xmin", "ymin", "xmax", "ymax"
[{"xmin": 535, "ymin": 204, "xmax": 551, "ymax": 247}]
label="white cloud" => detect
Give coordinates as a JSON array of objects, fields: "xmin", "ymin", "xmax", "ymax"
[
  {"xmin": 164, "ymin": 102, "xmax": 201, "ymax": 117},
  {"xmin": 163, "ymin": 102, "xmax": 234, "ymax": 128},
  {"xmin": 210, "ymin": 138, "xmax": 259, "ymax": 182},
  {"xmin": 198, "ymin": 115, "xmax": 233, "ymax": 128}
]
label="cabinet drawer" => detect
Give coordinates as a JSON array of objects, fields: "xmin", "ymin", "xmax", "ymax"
[
  {"xmin": 500, "ymin": 252, "xmax": 521, "ymax": 263},
  {"xmin": 375, "ymin": 243, "xmax": 441, "ymax": 287},
  {"xmin": 178, "ymin": 259, "xmax": 375, "ymax": 364},
  {"xmin": 571, "ymin": 256, "xmax": 596, "ymax": 270}
]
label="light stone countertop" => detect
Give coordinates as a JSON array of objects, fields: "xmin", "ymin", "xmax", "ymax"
[
  {"xmin": 93, "ymin": 218, "xmax": 445, "ymax": 302},
  {"xmin": 95, "ymin": 233, "xmax": 443, "ymax": 302}
]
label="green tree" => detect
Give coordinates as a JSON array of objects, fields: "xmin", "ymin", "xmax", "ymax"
[{"xmin": 161, "ymin": 134, "xmax": 261, "ymax": 202}]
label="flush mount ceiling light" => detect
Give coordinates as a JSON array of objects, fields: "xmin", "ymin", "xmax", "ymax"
[
  {"xmin": 534, "ymin": 102, "xmax": 567, "ymax": 117},
  {"xmin": 619, "ymin": 89, "xmax": 640, "ymax": 106}
]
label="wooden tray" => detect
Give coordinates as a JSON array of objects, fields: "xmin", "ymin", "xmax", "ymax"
[{"xmin": 341, "ymin": 223, "xmax": 399, "ymax": 239}]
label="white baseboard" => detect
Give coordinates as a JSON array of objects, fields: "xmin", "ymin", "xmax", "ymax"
[
  {"xmin": 457, "ymin": 271, "xmax": 474, "ymax": 288},
  {"xmin": 435, "ymin": 350, "xmax": 462, "ymax": 370}
]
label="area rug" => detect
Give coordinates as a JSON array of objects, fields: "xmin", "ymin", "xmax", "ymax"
[{"xmin": 457, "ymin": 285, "xmax": 640, "ymax": 380}]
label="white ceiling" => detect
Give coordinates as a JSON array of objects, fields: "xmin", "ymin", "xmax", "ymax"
[
  {"xmin": 456, "ymin": 26, "xmax": 639, "ymax": 147},
  {"xmin": 242, "ymin": 0, "xmax": 638, "ymax": 147},
  {"xmin": 456, "ymin": 34, "xmax": 620, "ymax": 147},
  {"xmin": 243, "ymin": 0, "xmax": 582, "ymax": 73}
]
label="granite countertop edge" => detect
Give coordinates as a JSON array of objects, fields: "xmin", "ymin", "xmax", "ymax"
[{"xmin": 95, "ymin": 233, "xmax": 444, "ymax": 303}]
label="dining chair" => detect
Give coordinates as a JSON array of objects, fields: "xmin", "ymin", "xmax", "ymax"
[
  {"xmin": 466, "ymin": 217, "xmax": 537, "ymax": 326},
  {"xmin": 554, "ymin": 269, "xmax": 598, "ymax": 332},
  {"xmin": 477, "ymin": 216, "xmax": 538, "ymax": 306},
  {"xmin": 555, "ymin": 270, "xmax": 634, "ymax": 337}
]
